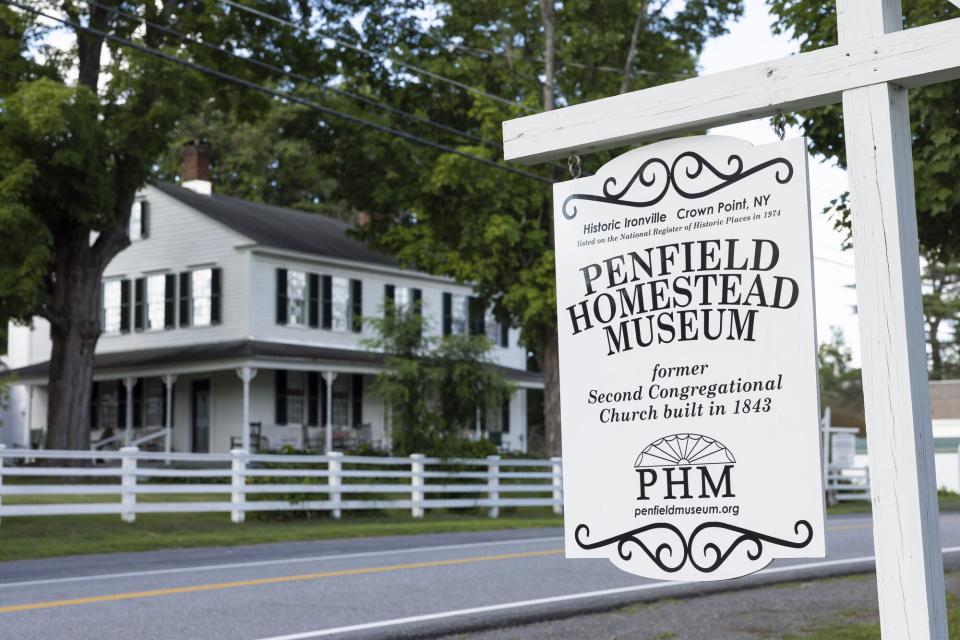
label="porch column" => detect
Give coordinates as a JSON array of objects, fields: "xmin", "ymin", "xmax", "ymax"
[
  {"xmin": 475, "ymin": 406, "xmax": 482, "ymax": 440},
  {"xmin": 236, "ymin": 367, "xmax": 258, "ymax": 451},
  {"xmin": 323, "ymin": 371, "xmax": 337, "ymax": 453},
  {"xmin": 25, "ymin": 386, "xmax": 34, "ymax": 453},
  {"xmin": 123, "ymin": 377, "xmax": 136, "ymax": 446},
  {"xmin": 162, "ymin": 374, "xmax": 177, "ymax": 459}
]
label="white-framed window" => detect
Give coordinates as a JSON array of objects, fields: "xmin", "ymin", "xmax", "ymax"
[
  {"xmin": 146, "ymin": 275, "xmax": 167, "ymax": 330},
  {"xmin": 103, "ymin": 280, "xmax": 124, "ymax": 335},
  {"xmin": 331, "ymin": 276, "xmax": 351, "ymax": 331},
  {"xmin": 129, "ymin": 200, "xmax": 148, "ymax": 240},
  {"xmin": 287, "ymin": 270, "xmax": 308, "ymax": 326},
  {"xmin": 192, "ymin": 268, "xmax": 213, "ymax": 327},
  {"xmin": 451, "ymin": 294, "xmax": 468, "ymax": 335}
]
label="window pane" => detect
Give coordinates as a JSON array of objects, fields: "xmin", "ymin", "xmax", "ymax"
[
  {"xmin": 287, "ymin": 270, "xmax": 306, "ymax": 326},
  {"xmin": 147, "ymin": 275, "xmax": 166, "ymax": 330},
  {"xmin": 129, "ymin": 202, "xmax": 142, "ymax": 240},
  {"xmin": 103, "ymin": 281, "xmax": 122, "ymax": 334},
  {"xmin": 332, "ymin": 277, "xmax": 350, "ymax": 331},
  {"xmin": 451, "ymin": 294, "xmax": 468, "ymax": 335},
  {"xmin": 286, "ymin": 372, "xmax": 305, "ymax": 424},
  {"xmin": 394, "ymin": 286, "xmax": 411, "ymax": 311},
  {"xmin": 192, "ymin": 269, "xmax": 212, "ymax": 326}
]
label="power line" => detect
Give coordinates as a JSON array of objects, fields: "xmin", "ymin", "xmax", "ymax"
[
  {"xmin": 85, "ymin": 0, "xmax": 500, "ymax": 150},
  {"xmin": 220, "ymin": 0, "xmax": 536, "ymax": 114},
  {"xmin": 4, "ymin": 0, "xmax": 553, "ymax": 185}
]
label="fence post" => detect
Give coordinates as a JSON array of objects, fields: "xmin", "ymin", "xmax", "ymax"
[
  {"xmin": 0, "ymin": 444, "xmax": 5, "ymax": 528},
  {"xmin": 230, "ymin": 449, "xmax": 247, "ymax": 524},
  {"xmin": 120, "ymin": 446, "xmax": 139, "ymax": 524},
  {"xmin": 328, "ymin": 451, "xmax": 343, "ymax": 519},
  {"xmin": 487, "ymin": 455, "xmax": 501, "ymax": 518},
  {"xmin": 410, "ymin": 453, "xmax": 425, "ymax": 518},
  {"xmin": 551, "ymin": 456, "xmax": 563, "ymax": 515}
]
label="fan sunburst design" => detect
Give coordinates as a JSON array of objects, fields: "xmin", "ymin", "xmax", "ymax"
[{"xmin": 634, "ymin": 433, "xmax": 735, "ymax": 468}]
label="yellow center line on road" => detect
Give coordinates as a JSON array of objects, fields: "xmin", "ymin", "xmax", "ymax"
[{"xmin": 0, "ymin": 549, "xmax": 564, "ymax": 614}]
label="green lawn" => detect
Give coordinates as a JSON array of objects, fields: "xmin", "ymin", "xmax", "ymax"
[
  {"xmin": 782, "ymin": 594, "xmax": 960, "ymax": 639},
  {"xmin": 0, "ymin": 509, "xmax": 562, "ymax": 562}
]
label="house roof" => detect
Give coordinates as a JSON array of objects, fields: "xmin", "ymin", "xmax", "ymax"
[
  {"xmin": 152, "ymin": 182, "xmax": 398, "ymax": 267},
  {"xmin": 9, "ymin": 340, "xmax": 544, "ymax": 387}
]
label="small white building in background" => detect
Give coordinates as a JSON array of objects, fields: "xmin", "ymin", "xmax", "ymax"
[{"xmin": 0, "ymin": 146, "xmax": 541, "ymax": 454}]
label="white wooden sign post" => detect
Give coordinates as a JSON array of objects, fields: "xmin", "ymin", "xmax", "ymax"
[{"xmin": 503, "ymin": 1, "xmax": 959, "ymax": 637}]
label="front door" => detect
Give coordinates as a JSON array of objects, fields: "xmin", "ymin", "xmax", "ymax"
[{"xmin": 192, "ymin": 379, "xmax": 211, "ymax": 453}]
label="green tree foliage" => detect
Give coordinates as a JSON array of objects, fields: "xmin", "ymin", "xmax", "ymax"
[
  {"xmin": 364, "ymin": 303, "xmax": 512, "ymax": 457},
  {"xmin": 0, "ymin": 1, "xmax": 345, "ymax": 449},
  {"xmin": 155, "ymin": 101, "xmax": 351, "ymax": 219},
  {"xmin": 331, "ymin": 0, "xmax": 743, "ymax": 455},
  {"xmin": 923, "ymin": 259, "xmax": 960, "ymax": 380},
  {"xmin": 768, "ymin": 0, "xmax": 960, "ymax": 261},
  {"xmin": 818, "ymin": 328, "xmax": 864, "ymax": 430}
]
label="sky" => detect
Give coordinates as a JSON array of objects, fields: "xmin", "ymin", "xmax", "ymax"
[{"xmin": 698, "ymin": 0, "xmax": 862, "ymax": 364}]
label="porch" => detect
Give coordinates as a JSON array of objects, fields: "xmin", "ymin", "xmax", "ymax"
[{"xmin": 10, "ymin": 339, "xmax": 539, "ymax": 454}]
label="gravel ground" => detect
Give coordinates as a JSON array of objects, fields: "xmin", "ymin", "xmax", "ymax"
[{"xmin": 434, "ymin": 571, "xmax": 960, "ymax": 640}]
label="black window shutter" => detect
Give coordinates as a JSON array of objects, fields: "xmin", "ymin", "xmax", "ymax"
[
  {"xmin": 320, "ymin": 375, "xmax": 328, "ymax": 426},
  {"xmin": 179, "ymin": 272, "xmax": 191, "ymax": 327},
  {"xmin": 274, "ymin": 370, "xmax": 287, "ymax": 425},
  {"xmin": 134, "ymin": 278, "xmax": 145, "ymax": 331},
  {"xmin": 140, "ymin": 201, "xmax": 149, "ymax": 238},
  {"xmin": 117, "ymin": 380, "xmax": 126, "ymax": 428},
  {"xmin": 500, "ymin": 322, "xmax": 509, "ymax": 348},
  {"xmin": 352, "ymin": 374, "xmax": 363, "ymax": 428},
  {"xmin": 120, "ymin": 280, "xmax": 131, "ymax": 333},
  {"xmin": 502, "ymin": 399, "xmax": 511, "ymax": 434},
  {"xmin": 276, "ymin": 269, "xmax": 288, "ymax": 325},
  {"xmin": 164, "ymin": 274, "xmax": 176, "ymax": 329},
  {"xmin": 133, "ymin": 378, "xmax": 143, "ymax": 427},
  {"xmin": 307, "ymin": 372, "xmax": 319, "ymax": 426},
  {"xmin": 321, "ymin": 275, "xmax": 332, "ymax": 329},
  {"xmin": 351, "ymin": 279, "xmax": 362, "ymax": 332},
  {"xmin": 384, "ymin": 284, "xmax": 395, "ymax": 317},
  {"xmin": 308, "ymin": 273, "xmax": 319, "ymax": 328},
  {"xmin": 412, "ymin": 288, "xmax": 422, "ymax": 316},
  {"xmin": 90, "ymin": 381, "xmax": 100, "ymax": 430},
  {"xmin": 442, "ymin": 293, "xmax": 452, "ymax": 336},
  {"xmin": 210, "ymin": 268, "xmax": 222, "ymax": 325},
  {"xmin": 468, "ymin": 296, "xmax": 485, "ymax": 336}
]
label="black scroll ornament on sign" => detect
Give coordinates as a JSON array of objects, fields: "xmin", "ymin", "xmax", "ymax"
[
  {"xmin": 561, "ymin": 151, "xmax": 794, "ymax": 220},
  {"xmin": 574, "ymin": 520, "xmax": 813, "ymax": 574}
]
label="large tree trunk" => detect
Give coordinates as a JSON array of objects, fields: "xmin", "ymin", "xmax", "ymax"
[
  {"xmin": 928, "ymin": 317, "xmax": 943, "ymax": 380},
  {"xmin": 44, "ymin": 227, "xmax": 122, "ymax": 452},
  {"xmin": 542, "ymin": 326, "xmax": 562, "ymax": 457},
  {"xmin": 537, "ymin": 0, "xmax": 562, "ymax": 458}
]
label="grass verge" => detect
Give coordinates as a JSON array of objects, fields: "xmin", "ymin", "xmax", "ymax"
[
  {"xmin": 782, "ymin": 593, "xmax": 960, "ymax": 639},
  {"xmin": 0, "ymin": 510, "xmax": 562, "ymax": 562}
]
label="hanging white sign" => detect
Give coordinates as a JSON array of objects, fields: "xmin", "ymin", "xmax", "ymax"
[
  {"xmin": 553, "ymin": 136, "xmax": 826, "ymax": 582},
  {"xmin": 832, "ymin": 433, "xmax": 857, "ymax": 469}
]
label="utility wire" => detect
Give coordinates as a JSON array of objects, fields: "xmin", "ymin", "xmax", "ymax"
[
  {"xmin": 84, "ymin": 0, "xmax": 500, "ymax": 150},
  {"xmin": 220, "ymin": 0, "xmax": 536, "ymax": 114},
  {"xmin": 4, "ymin": 0, "xmax": 553, "ymax": 185}
]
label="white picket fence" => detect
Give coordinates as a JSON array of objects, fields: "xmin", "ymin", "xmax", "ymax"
[{"xmin": 0, "ymin": 446, "xmax": 563, "ymax": 524}]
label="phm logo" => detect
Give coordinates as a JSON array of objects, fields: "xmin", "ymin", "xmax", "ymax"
[{"xmin": 634, "ymin": 433, "xmax": 736, "ymax": 501}]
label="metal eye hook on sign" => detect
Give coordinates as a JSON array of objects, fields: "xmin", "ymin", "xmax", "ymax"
[
  {"xmin": 773, "ymin": 111, "xmax": 788, "ymax": 141},
  {"xmin": 568, "ymin": 153, "xmax": 582, "ymax": 179}
]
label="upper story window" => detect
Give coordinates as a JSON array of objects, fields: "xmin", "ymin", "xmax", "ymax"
[
  {"xmin": 441, "ymin": 293, "xmax": 509, "ymax": 346},
  {"xmin": 179, "ymin": 267, "xmax": 222, "ymax": 328},
  {"xmin": 129, "ymin": 200, "xmax": 149, "ymax": 241},
  {"xmin": 102, "ymin": 279, "xmax": 131, "ymax": 335},
  {"xmin": 277, "ymin": 268, "xmax": 362, "ymax": 333},
  {"xmin": 442, "ymin": 293, "xmax": 470, "ymax": 336},
  {"xmin": 134, "ymin": 274, "xmax": 175, "ymax": 331},
  {"xmin": 384, "ymin": 285, "xmax": 422, "ymax": 315}
]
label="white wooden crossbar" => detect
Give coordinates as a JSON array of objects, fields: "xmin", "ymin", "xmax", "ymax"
[
  {"xmin": 0, "ymin": 447, "xmax": 565, "ymax": 524},
  {"xmin": 502, "ymin": 16, "xmax": 960, "ymax": 163}
]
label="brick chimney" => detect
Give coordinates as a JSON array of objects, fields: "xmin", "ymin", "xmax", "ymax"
[
  {"xmin": 181, "ymin": 139, "xmax": 212, "ymax": 195},
  {"xmin": 356, "ymin": 211, "xmax": 371, "ymax": 227}
]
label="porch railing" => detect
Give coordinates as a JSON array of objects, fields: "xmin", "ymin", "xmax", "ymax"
[{"xmin": 0, "ymin": 445, "xmax": 563, "ymax": 524}]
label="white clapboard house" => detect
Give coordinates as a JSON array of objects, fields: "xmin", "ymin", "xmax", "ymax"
[{"xmin": 0, "ymin": 147, "xmax": 540, "ymax": 454}]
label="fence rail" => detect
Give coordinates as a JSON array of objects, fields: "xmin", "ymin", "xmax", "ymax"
[{"xmin": 0, "ymin": 446, "xmax": 563, "ymax": 524}]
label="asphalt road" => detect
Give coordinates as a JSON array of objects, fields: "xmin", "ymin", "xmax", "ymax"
[{"xmin": 2, "ymin": 514, "xmax": 960, "ymax": 640}]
